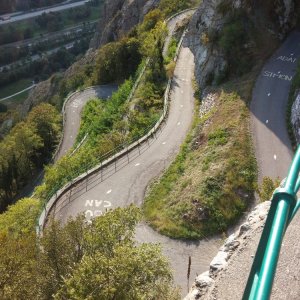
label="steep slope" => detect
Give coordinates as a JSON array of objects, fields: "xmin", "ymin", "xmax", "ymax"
[
  {"xmin": 90, "ymin": 0, "xmax": 160, "ymax": 49},
  {"xmin": 187, "ymin": 0, "xmax": 300, "ymax": 89},
  {"xmin": 22, "ymin": 0, "xmax": 159, "ymax": 116}
]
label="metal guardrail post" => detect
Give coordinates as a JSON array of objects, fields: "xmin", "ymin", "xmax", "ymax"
[{"xmin": 243, "ymin": 146, "xmax": 300, "ymax": 299}]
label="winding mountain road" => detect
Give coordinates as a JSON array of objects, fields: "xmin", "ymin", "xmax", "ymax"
[
  {"xmin": 53, "ymin": 40, "xmax": 221, "ymax": 295},
  {"xmin": 199, "ymin": 31, "xmax": 300, "ymax": 299},
  {"xmin": 56, "ymin": 85, "xmax": 118, "ymax": 161},
  {"xmin": 44, "ymin": 11, "xmax": 222, "ymax": 295},
  {"xmin": 251, "ymin": 31, "xmax": 300, "ymax": 181}
]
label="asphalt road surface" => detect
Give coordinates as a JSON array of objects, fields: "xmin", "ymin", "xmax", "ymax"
[
  {"xmin": 56, "ymin": 85, "xmax": 118, "ymax": 161},
  {"xmin": 251, "ymin": 31, "xmax": 300, "ymax": 181},
  {"xmin": 201, "ymin": 31, "xmax": 300, "ymax": 299},
  {"xmin": 46, "ymin": 11, "xmax": 222, "ymax": 295},
  {"xmin": 0, "ymin": 0, "xmax": 89, "ymax": 25},
  {"xmin": 163, "ymin": 9, "xmax": 195, "ymax": 56},
  {"xmin": 52, "ymin": 42, "xmax": 221, "ymax": 294}
]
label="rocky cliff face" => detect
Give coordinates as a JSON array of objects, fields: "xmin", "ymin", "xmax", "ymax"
[
  {"xmin": 186, "ymin": 0, "xmax": 227, "ymax": 89},
  {"xmin": 90, "ymin": 0, "xmax": 159, "ymax": 49},
  {"xmin": 21, "ymin": 0, "xmax": 159, "ymax": 116},
  {"xmin": 291, "ymin": 91, "xmax": 300, "ymax": 145},
  {"xmin": 187, "ymin": 0, "xmax": 300, "ymax": 89}
]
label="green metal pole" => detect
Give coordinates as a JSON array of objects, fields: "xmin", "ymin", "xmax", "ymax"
[
  {"xmin": 251, "ymin": 198, "xmax": 291, "ymax": 299},
  {"xmin": 243, "ymin": 146, "xmax": 300, "ymax": 299}
]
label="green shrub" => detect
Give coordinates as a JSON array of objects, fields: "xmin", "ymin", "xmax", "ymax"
[
  {"xmin": 218, "ymin": 15, "xmax": 253, "ymax": 77},
  {"xmin": 208, "ymin": 128, "xmax": 229, "ymax": 146},
  {"xmin": 164, "ymin": 38, "xmax": 178, "ymax": 64},
  {"xmin": 93, "ymin": 38, "xmax": 141, "ymax": 84},
  {"xmin": 258, "ymin": 176, "xmax": 281, "ymax": 202}
]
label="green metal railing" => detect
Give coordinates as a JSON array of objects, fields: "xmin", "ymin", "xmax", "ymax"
[{"xmin": 243, "ymin": 146, "xmax": 300, "ymax": 299}]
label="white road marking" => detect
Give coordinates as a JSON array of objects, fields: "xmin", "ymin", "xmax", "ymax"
[
  {"xmin": 162, "ymin": 142, "xmax": 166, "ymax": 145},
  {"xmin": 135, "ymin": 163, "xmax": 140, "ymax": 166},
  {"xmin": 266, "ymin": 120, "xmax": 269, "ymax": 124},
  {"xmin": 106, "ymin": 190, "xmax": 112, "ymax": 194},
  {"xmin": 263, "ymin": 71, "xmax": 293, "ymax": 81},
  {"xmin": 177, "ymin": 122, "xmax": 181, "ymax": 126},
  {"xmin": 181, "ymin": 90, "xmax": 184, "ymax": 94},
  {"xmin": 180, "ymin": 105, "xmax": 184, "ymax": 108},
  {"xmin": 70, "ymin": 135, "xmax": 73, "ymax": 138},
  {"xmin": 278, "ymin": 71, "xmax": 281, "ymax": 73},
  {"xmin": 274, "ymin": 154, "xmax": 277, "ymax": 160},
  {"xmin": 291, "ymin": 53, "xmax": 294, "ymax": 56},
  {"xmin": 268, "ymin": 93, "xmax": 271, "ymax": 96}
]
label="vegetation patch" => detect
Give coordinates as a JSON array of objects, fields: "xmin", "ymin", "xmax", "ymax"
[
  {"xmin": 257, "ymin": 176, "xmax": 281, "ymax": 202},
  {"xmin": 159, "ymin": 0, "xmax": 201, "ymax": 16},
  {"xmin": 0, "ymin": 103, "xmax": 61, "ymax": 211},
  {"xmin": 0, "ymin": 203, "xmax": 179, "ymax": 299},
  {"xmin": 35, "ymin": 12, "xmax": 169, "ymax": 201},
  {"xmin": 144, "ymin": 77, "xmax": 257, "ymax": 239}
]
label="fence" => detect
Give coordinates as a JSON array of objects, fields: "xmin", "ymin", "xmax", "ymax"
[
  {"xmin": 53, "ymin": 8, "xmax": 196, "ymax": 161},
  {"xmin": 243, "ymin": 146, "xmax": 300, "ymax": 299},
  {"xmin": 37, "ymin": 9, "xmax": 194, "ymax": 232}
]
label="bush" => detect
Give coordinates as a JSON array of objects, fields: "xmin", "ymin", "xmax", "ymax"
[
  {"xmin": 0, "ymin": 205, "xmax": 179, "ymax": 299},
  {"xmin": 0, "ymin": 103, "xmax": 61, "ymax": 211},
  {"xmin": 258, "ymin": 176, "xmax": 281, "ymax": 202},
  {"xmin": 94, "ymin": 38, "xmax": 141, "ymax": 84},
  {"xmin": 218, "ymin": 16, "xmax": 253, "ymax": 76}
]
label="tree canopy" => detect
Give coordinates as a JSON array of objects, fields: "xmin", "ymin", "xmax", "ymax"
[{"xmin": 0, "ymin": 205, "xmax": 179, "ymax": 299}]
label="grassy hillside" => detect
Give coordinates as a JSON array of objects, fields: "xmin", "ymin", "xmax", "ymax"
[{"xmin": 144, "ymin": 76, "xmax": 257, "ymax": 239}]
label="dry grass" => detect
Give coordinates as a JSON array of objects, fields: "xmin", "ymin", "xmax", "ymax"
[{"xmin": 143, "ymin": 73, "xmax": 259, "ymax": 239}]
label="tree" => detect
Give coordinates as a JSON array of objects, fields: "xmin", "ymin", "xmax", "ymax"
[
  {"xmin": 258, "ymin": 176, "xmax": 281, "ymax": 202},
  {"xmin": 94, "ymin": 38, "xmax": 141, "ymax": 84},
  {"xmin": 9, "ymin": 122, "xmax": 44, "ymax": 177},
  {"xmin": 0, "ymin": 197, "xmax": 40, "ymax": 300},
  {"xmin": 139, "ymin": 21, "xmax": 167, "ymax": 60},
  {"xmin": 0, "ymin": 197, "xmax": 40, "ymax": 236},
  {"xmin": 52, "ymin": 206, "xmax": 179, "ymax": 300},
  {"xmin": 55, "ymin": 244, "xmax": 177, "ymax": 300},
  {"xmin": 27, "ymin": 103, "xmax": 62, "ymax": 158},
  {"xmin": 0, "ymin": 202, "xmax": 178, "ymax": 299},
  {"xmin": 0, "ymin": 232, "xmax": 39, "ymax": 300},
  {"xmin": 137, "ymin": 9, "xmax": 163, "ymax": 34}
]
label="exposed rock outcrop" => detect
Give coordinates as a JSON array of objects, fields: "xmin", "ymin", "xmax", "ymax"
[
  {"xmin": 291, "ymin": 91, "xmax": 300, "ymax": 144},
  {"xmin": 90, "ymin": 0, "xmax": 159, "ymax": 49},
  {"xmin": 187, "ymin": 0, "xmax": 300, "ymax": 89},
  {"xmin": 21, "ymin": 0, "xmax": 159, "ymax": 117},
  {"xmin": 186, "ymin": 0, "xmax": 227, "ymax": 89}
]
